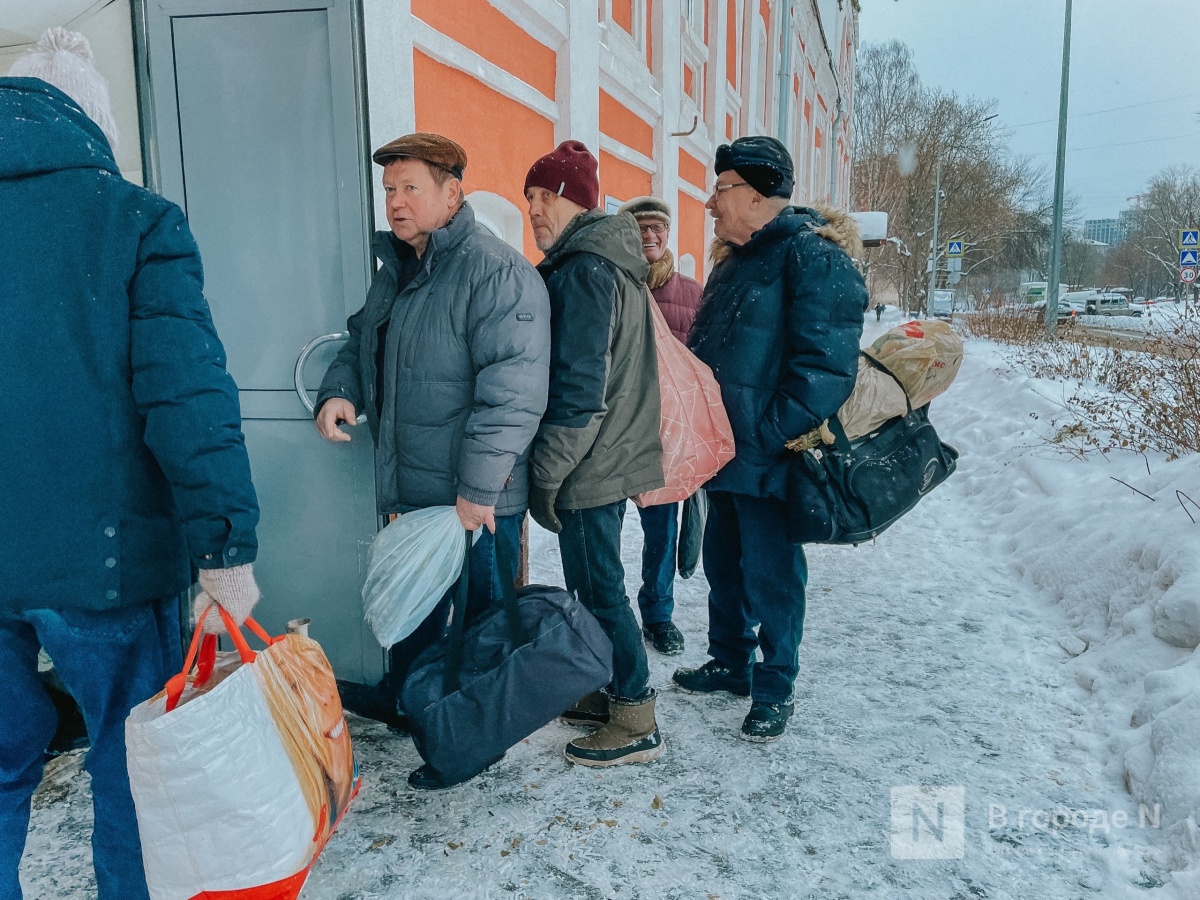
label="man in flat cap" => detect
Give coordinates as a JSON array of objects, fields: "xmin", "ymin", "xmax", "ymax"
[
  {"xmin": 615, "ymin": 196, "xmax": 704, "ymax": 658},
  {"xmin": 315, "ymin": 133, "xmax": 550, "ymax": 788},
  {"xmin": 523, "ymin": 140, "xmax": 666, "ymax": 767},
  {"xmin": 673, "ymin": 135, "xmax": 867, "ymax": 742}
]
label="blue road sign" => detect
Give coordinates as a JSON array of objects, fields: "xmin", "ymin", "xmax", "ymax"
[
  {"xmin": 1181, "ymin": 230, "xmax": 1199, "ymax": 248},
  {"xmin": 1182, "ymin": 249, "xmax": 1200, "ymax": 267},
  {"xmin": 947, "ymin": 240, "xmax": 963, "ymax": 257}
]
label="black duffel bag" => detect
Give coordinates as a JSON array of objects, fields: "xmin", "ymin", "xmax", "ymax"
[
  {"xmin": 787, "ymin": 360, "xmax": 959, "ymax": 545},
  {"xmin": 401, "ymin": 532, "xmax": 613, "ymax": 787}
]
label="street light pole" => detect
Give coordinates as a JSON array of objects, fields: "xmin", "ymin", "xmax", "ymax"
[
  {"xmin": 926, "ymin": 158, "xmax": 942, "ymax": 318},
  {"xmin": 1044, "ymin": 0, "xmax": 1073, "ymax": 335}
]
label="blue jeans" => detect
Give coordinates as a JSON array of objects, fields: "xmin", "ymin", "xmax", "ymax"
[
  {"xmin": 558, "ymin": 501, "xmax": 650, "ymax": 702},
  {"xmin": 702, "ymin": 491, "xmax": 808, "ymax": 705},
  {"xmin": 0, "ymin": 599, "xmax": 183, "ymax": 900},
  {"xmin": 635, "ymin": 502, "xmax": 678, "ymax": 626},
  {"xmin": 388, "ymin": 514, "xmax": 522, "ymax": 696}
]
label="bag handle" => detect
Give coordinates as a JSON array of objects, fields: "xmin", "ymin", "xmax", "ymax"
[
  {"xmin": 824, "ymin": 353, "xmax": 916, "ymax": 455},
  {"xmin": 164, "ymin": 609, "xmax": 281, "ymax": 712},
  {"xmin": 441, "ymin": 526, "xmax": 528, "ymax": 694}
]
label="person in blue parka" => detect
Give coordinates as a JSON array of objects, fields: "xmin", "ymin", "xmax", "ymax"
[
  {"xmin": 672, "ymin": 136, "xmax": 867, "ymax": 743},
  {"xmin": 0, "ymin": 30, "xmax": 261, "ymax": 900}
]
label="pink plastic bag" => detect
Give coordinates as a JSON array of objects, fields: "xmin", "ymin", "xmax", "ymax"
[{"xmin": 634, "ymin": 292, "xmax": 735, "ymax": 507}]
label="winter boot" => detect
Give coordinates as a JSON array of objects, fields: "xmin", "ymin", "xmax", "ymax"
[
  {"xmin": 740, "ymin": 701, "xmax": 794, "ymax": 743},
  {"xmin": 564, "ymin": 691, "xmax": 664, "ymax": 767},
  {"xmin": 407, "ymin": 754, "xmax": 505, "ymax": 791},
  {"xmin": 642, "ymin": 621, "xmax": 685, "ymax": 656},
  {"xmin": 671, "ymin": 658, "xmax": 751, "ymax": 697},
  {"xmin": 560, "ymin": 690, "xmax": 609, "ymax": 727}
]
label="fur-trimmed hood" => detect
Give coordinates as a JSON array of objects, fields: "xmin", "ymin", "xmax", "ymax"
[{"xmin": 709, "ymin": 204, "xmax": 863, "ymax": 266}]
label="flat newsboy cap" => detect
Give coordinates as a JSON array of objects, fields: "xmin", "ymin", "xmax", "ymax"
[
  {"xmin": 372, "ymin": 132, "xmax": 467, "ymax": 179},
  {"xmin": 714, "ymin": 135, "xmax": 794, "ymax": 199},
  {"xmin": 617, "ymin": 196, "xmax": 671, "ymax": 224}
]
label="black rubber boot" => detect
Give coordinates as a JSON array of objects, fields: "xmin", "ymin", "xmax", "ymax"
[
  {"xmin": 336, "ymin": 679, "xmax": 409, "ymax": 733},
  {"xmin": 642, "ymin": 621, "xmax": 685, "ymax": 656},
  {"xmin": 671, "ymin": 659, "xmax": 751, "ymax": 697},
  {"xmin": 740, "ymin": 701, "xmax": 794, "ymax": 743},
  {"xmin": 407, "ymin": 755, "xmax": 504, "ymax": 791},
  {"xmin": 560, "ymin": 690, "xmax": 609, "ymax": 727}
]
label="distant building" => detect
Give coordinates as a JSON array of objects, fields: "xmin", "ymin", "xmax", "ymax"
[{"xmin": 1084, "ymin": 217, "xmax": 1128, "ymax": 246}]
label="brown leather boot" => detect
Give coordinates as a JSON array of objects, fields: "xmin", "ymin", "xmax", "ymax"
[
  {"xmin": 560, "ymin": 690, "xmax": 609, "ymax": 727},
  {"xmin": 564, "ymin": 690, "xmax": 664, "ymax": 767}
]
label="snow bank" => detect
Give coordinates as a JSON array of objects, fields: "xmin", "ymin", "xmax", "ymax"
[{"xmin": 935, "ymin": 337, "xmax": 1200, "ymax": 881}]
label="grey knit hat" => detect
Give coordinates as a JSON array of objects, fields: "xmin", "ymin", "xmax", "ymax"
[
  {"xmin": 617, "ymin": 196, "xmax": 671, "ymax": 225},
  {"xmin": 9, "ymin": 28, "xmax": 119, "ymax": 149}
]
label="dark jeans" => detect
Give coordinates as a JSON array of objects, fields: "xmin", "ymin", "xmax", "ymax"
[
  {"xmin": 0, "ymin": 599, "xmax": 183, "ymax": 900},
  {"xmin": 558, "ymin": 501, "xmax": 650, "ymax": 702},
  {"xmin": 702, "ymin": 491, "xmax": 808, "ymax": 705},
  {"xmin": 388, "ymin": 513, "xmax": 522, "ymax": 701},
  {"xmin": 635, "ymin": 502, "xmax": 678, "ymax": 626}
]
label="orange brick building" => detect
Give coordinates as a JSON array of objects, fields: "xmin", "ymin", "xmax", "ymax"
[{"xmin": 374, "ymin": 0, "xmax": 860, "ymax": 278}]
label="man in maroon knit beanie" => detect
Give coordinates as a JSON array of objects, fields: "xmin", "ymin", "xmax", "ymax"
[
  {"xmin": 524, "ymin": 141, "xmax": 667, "ymax": 767},
  {"xmin": 615, "ymin": 196, "xmax": 703, "ymax": 657}
]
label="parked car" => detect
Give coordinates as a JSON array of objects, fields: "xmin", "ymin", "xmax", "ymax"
[
  {"xmin": 1083, "ymin": 292, "xmax": 1136, "ymax": 317},
  {"xmin": 1032, "ymin": 296, "xmax": 1087, "ymax": 321}
]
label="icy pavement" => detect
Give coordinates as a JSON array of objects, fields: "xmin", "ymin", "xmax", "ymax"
[{"xmin": 21, "ymin": 313, "xmax": 1196, "ymax": 898}]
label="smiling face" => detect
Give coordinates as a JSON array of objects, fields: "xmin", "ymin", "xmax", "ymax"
[
  {"xmin": 382, "ymin": 158, "xmax": 462, "ymax": 256},
  {"xmin": 636, "ymin": 218, "xmax": 670, "ymax": 263},
  {"xmin": 704, "ymin": 173, "xmax": 765, "ymax": 246},
  {"xmin": 525, "ymin": 187, "xmax": 586, "ymax": 251}
]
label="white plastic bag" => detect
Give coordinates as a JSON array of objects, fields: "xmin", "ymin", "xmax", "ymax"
[
  {"xmin": 125, "ymin": 614, "xmax": 358, "ymax": 900},
  {"xmin": 362, "ymin": 506, "xmax": 472, "ymax": 648}
]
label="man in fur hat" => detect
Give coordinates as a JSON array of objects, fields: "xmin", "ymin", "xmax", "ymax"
[
  {"xmin": 673, "ymin": 136, "xmax": 867, "ymax": 742},
  {"xmin": 615, "ymin": 196, "xmax": 704, "ymax": 657}
]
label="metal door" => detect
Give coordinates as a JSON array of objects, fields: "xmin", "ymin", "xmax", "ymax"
[{"xmin": 135, "ymin": 0, "xmax": 382, "ymax": 682}]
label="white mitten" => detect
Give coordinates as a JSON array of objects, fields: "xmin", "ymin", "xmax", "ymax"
[{"xmin": 193, "ymin": 564, "xmax": 261, "ymax": 635}]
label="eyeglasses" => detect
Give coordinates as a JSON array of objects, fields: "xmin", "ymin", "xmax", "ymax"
[
  {"xmin": 710, "ymin": 181, "xmax": 753, "ymax": 199},
  {"xmin": 637, "ymin": 222, "xmax": 668, "ymax": 235}
]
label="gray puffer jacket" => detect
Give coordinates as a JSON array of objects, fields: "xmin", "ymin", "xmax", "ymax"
[{"xmin": 316, "ymin": 203, "xmax": 550, "ymax": 516}]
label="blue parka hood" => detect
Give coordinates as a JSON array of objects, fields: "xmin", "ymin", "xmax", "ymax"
[{"xmin": 0, "ymin": 77, "xmax": 117, "ymax": 179}]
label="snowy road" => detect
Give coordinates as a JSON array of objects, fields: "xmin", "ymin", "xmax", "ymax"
[{"xmin": 21, "ymin": 313, "xmax": 1194, "ymax": 898}]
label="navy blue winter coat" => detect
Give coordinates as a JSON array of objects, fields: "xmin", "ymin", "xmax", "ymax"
[
  {"xmin": 0, "ymin": 78, "xmax": 259, "ymax": 613},
  {"xmin": 689, "ymin": 207, "xmax": 867, "ymax": 499}
]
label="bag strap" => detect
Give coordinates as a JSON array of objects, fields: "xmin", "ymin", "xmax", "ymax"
[
  {"xmin": 164, "ymin": 610, "xmax": 282, "ymax": 713},
  {"xmin": 441, "ymin": 526, "xmax": 529, "ymax": 694},
  {"xmin": 823, "ymin": 352, "xmax": 916, "ymax": 454}
]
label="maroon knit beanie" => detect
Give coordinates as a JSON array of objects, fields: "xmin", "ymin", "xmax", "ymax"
[{"xmin": 524, "ymin": 140, "xmax": 600, "ymax": 211}]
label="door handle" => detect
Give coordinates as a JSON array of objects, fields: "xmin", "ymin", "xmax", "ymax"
[{"xmin": 294, "ymin": 332, "xmax": 365, "ymax": 421}]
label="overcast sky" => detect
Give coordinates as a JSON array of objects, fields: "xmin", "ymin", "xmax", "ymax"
[{"xmin": 858, "ymin": 0, "xmax": 1199, "ymax": 221}]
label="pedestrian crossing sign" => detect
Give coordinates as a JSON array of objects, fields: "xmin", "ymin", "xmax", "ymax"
[
  {"xmin": 1182, "ymin": 249, "xmax": 1199, "ymax": 267},
  {"xmin": 946, "ymin": 241, "xmax": 963, "ymax": 257},
  {"xmin": 1181, "ymin": 230, "xmax": 1199, "ymax": 249}
]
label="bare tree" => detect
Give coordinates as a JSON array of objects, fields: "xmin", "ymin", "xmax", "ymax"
[
  {"xmin": 852, "ymin": 41, "xmax": 1049, "ymax": 310},
  {"xmin": 1122, "ymin": 165, "xmax": 1200, "ymax": 300}
]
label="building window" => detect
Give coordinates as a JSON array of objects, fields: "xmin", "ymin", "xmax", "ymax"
[
  {"xmin": 603, "ymin": 0, "xmax": 647, "ymax": 51},
  {"xmin": 684, "ymin": 0, "xmax": 705, "ymax": 35}
]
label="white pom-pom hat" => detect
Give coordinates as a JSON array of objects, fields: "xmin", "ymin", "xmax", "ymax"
[{"xmin": 8, "ymin": 26, "xmax": 119, "ymax": 150}]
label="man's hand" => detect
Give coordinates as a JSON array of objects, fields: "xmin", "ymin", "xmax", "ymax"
[
  {"xmin": 316, "ymin": 398, "xmax": 358, "ymax": 442},
  {"xmin": 457, "ymin": 497, "xmax": 496, "ymax": 533},
  {"xmin": 529, "ymin": 485, "xmax": 562, "ymax": 534}
]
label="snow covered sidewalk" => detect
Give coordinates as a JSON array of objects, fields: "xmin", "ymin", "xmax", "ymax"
[{"xmin": 21, "ymin": 316, "xmax": 1200, "ymax": 897}]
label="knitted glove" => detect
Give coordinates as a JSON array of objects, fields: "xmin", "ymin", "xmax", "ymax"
[
  {"xmin": 193, "ymin": 564, "xmax": 261, "ymax": 635},
  {"xmin": 529, "ymin": 485, "xmax": 562, "ymax": 534}
]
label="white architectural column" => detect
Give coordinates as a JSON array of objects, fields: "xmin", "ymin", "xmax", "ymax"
[
  {"xmin": 556, "ymin": 0, "xmax": 601, "ymax": 149},
  {"xmin": 362, "ymin": 0, "xmax": 416, "ymax": 229},
  {"xmin": 653, "ymin": 0, "xmax": 682, "ymax": 251},
  {"xmin": 706, "ymin": 0, "xmax": 729, "ymax": 147}
]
